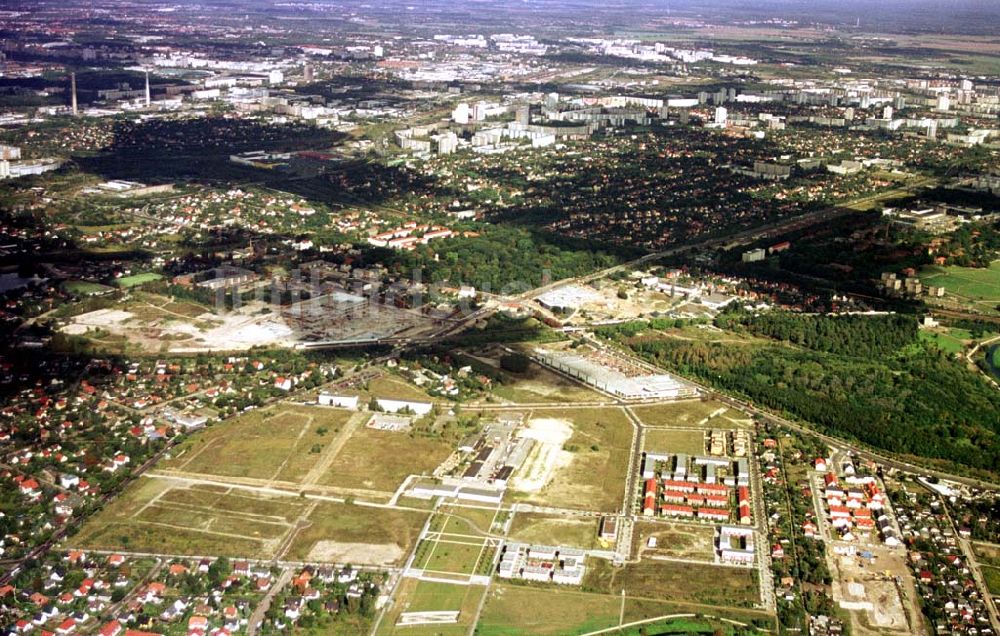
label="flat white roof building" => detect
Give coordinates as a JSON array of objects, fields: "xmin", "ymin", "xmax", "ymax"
[
  {"xmin": 534, "ymin": 348, "xmax": 696, "ymax": 400},
  {"xmin": 376, "ymin": 398, "xmax": 433, "ymax": 416},
  {"xmin": 318, "ymin": 393, "xmax": 359, "ymax": 409}
]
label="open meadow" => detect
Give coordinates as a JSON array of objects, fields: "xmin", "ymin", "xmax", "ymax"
[
  {"xmin": 632, "ymin": 521, "xmax": 718, "ymax": 562},
  {"xmin": 71, "ymin": 479, "xmax": 427, "ymax": 566},
  {"xmin": 477, "ymin": 583, "xmax": 766, "ymax": 635},
  {"xmin": 159, "ymin": 404, "xmax": 353, "ymax": 484},
  {"xmin": 584, "ymin": 559, "xmax": 759, "ymax": 608},
  {"xmin": 642, "ymin": 427, "xmax": 706, "ymax": 455},
  {"xmin": 318, "ymin": 426, "xmax": 454, "ymax": 495},
  {"xmin": 631, "ymin": 399, "xmax": 744, "ymax": 429}
]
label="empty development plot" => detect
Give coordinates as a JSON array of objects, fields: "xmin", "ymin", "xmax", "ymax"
[
  {"xmin": 73, "ymin": 478, "xmax": 427, "ymax": 565},
  {"xmin": 507, "ymin": 513, "xmax": 603, "ymax": 551},
  {"xmin": 477, "ymin": 584, "xmax": 757, "ymax": 636},
  {"xmin": 631, "ymin": 400, "xmax": 735, "ymax": 429},
  {"xmin": 285, "ymin": 501, "xmax": 428, "ymax": 566},
  {"xmin": 973, "ymin": 542, "xmax": 1000, "ymax": 568},
  {"xmin": 510, "ymin": 407, "xmax": 634, "ymax": 513},
  {"xmin": 642, "ymin": 428, "xmax": 706, "ymax": 455},
  {"xmin": 477, "ymin": 584, "xmax": 624, "ymax": 636},
  {"xmin": 319, "ymin": 426, "xmax": 454, "ymax": 495},
  {"xmin": 71, "ymin": 479, "xmax": 309, "ymax": 559},
  {"xmin": 367, "ymin": 374, "xmax": 434, "ymax": 401},
  {"xmin": 585, "ymin": 558, "xmax": 759, "ymax": 609},
  {"xmin": 633, "ymin": 521, "xmax": 718, "ymax": 562},
  {"xmin": 159, "ymin": 404, "xmax": 352, "ymax": 484}
]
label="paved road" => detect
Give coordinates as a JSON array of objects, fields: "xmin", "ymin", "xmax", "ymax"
[{"xmin": 247, "ymin": 567, "xmax": 294, "ymax": 636}]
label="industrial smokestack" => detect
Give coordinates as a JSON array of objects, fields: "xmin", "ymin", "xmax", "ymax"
[
  {"xmin": 70, "ymin": 72, "xmax": 78, "ymax": 115},
  {"xmin": 144, "ymin": 70, "xmax": 151, "ymax": 106}
]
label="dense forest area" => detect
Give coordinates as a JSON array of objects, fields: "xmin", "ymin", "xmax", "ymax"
[
  {"xmin": 598, "ymin": 312, "xmax": 1000, "ymax": 474},
  {"xmin": 386, "ymin": 225, "xmax": 621, "ymax": 291},
  {"xmin": 716, "ymin": 311, "xmax": 919, "ymax": 357}
]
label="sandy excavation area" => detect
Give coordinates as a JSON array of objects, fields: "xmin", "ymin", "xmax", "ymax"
[
  {"xmin": 62, "ymin": 307, "xmax": 297, "ymax": 351},
  {"xmin": 510, "ymin": 417, "xmax": 573, "ymax": 493},
  {"xmin": 307, "ymin": 541, "xmax": 405, "ymax": 566}
]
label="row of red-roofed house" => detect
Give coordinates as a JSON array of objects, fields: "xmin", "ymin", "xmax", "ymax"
[
  {"xmin": 822, "ymin": 472, "xmax": 898, "ymax": 545},
  {"xmin": 641, "ymin": 478, "xmax": 751, "ymax": 524}
]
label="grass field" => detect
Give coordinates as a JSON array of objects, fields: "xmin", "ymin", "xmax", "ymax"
[
  {"xmin": 973, "ymin": 542, "xmax": 1000, "ymax": 568},
  {"xmin": 631, "ymin": 400, "xmax": 736, "ymax": 429},
  {"xmin": 512, "ymin": 407, "xmax": 634, "ymax": 513},
  {"xmin": 982, "ymin": 566, "xmax": 1000, "ymax": 596},
  {"xmin": 159, "ymin": 404, "xmax": 352, "ymax": 484},
  {"xmin": 414, "ymin": 540, "xmax": 488, "ymax": 575},
  {"xmin": 114, "ymin": 272, "xmax": 163, "ymax": 288},
  {"xmin": 367, "ymin": 374, "xmax": 433, "ymax": 401},
  {"xmin": 477, "ymin": 583, "xmax": 766, "ymax": 635},
  {"xmin": 437, "ymin": 503, "xmax": 504, "ymax": 535},
  {"xmin": 375, "ymin": 579, "xmax": 486, "ymax": 636},
  {"xmin": 507, "ymin": 513, "xmax": 603, "ymax": 550},
  {"xmin": 921, "ymin": 261, "xmax": 1000, "ymax": 312},
  {"xmin": 62, "ymin": 280, "xmax": 114, "ymax": 296},
  {"xmin": 284, "ymin": 501, "xmax": 427, "ymax": 565},
  {"xmin": 319, "ymin": 427, "xmax": 454, "ymax": 494},
  {"xmin": 477, "ymin": 584, "xmax": 623, "ymax": 635},
  {"xmin": 585, "ymin": 559, "xmax": 758, "ymax": 608},
  {"xmin": 411, "ymin": 509, "xmax": 495, "ymax": 580},
  {"xmin": 642, "ymin": 428, "xmax": 706, "ymax": 455},
  {"xmin": 919, "ymin": 329, "xmax": 970, "ymax": 354}
]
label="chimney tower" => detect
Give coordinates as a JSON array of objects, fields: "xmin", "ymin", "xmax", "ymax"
[
  {"xmin": 70, "ymin": 72, "xmax": 78, "ymax": 115},
  {"xmin": 144, "ymin": 70, "xmax": 151, "ymax": 106}
]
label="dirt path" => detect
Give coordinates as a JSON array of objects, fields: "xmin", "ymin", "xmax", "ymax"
[{"xmin": 247, "ymin": 567, "xmax": 293, "ymax": 636}]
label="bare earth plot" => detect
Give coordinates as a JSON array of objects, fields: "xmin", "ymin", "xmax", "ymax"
[
  {"xmin": 509, "ymin": 407, "xmax": 635, "ymax": 513},
  {"xmin": 832, "ymin": 551, "xmax": 920, "ymax": 635}
]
